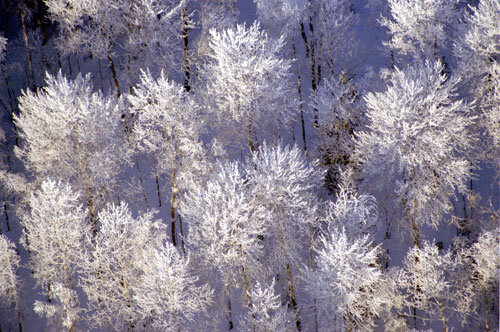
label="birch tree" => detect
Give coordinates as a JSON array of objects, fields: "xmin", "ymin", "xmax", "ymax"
[
  {"xmin": 311, "ymin": 74, "xmax": 359, "ymax": 193},
  {"xmin": 304, "ymin": 230, "xmax": 388, "ymax": 331},
  {"xmin": 380, "ymin": 0, "xmax": 459, "ymax": 60},
  {"xmin": 253, "ymin": 0, "xmax": 308, "ymax": 149},
  {"xmin": 0, "ymin": 234, "xmax": 22, "ymax": 332},
  {"xmin": 80, "ymin": 203, "xmax": 165, "ymax": 331},
  {"xmin": 44, "ymin": 0, "xmax": 188, "ymax": 95},
  {"xmin": 355, "ymin": 60, "xmax": 473, "ymax": 246},
  {"xmin": 454, "ymin": 0, "xmax": 500, "ymax": 168},
  {"xmin": 240, "ymin": 279, "xmax": 294, "ymax": 332},
  {"xmin": 459, "ymin": 230, "xmax": 500, "ymax": 331},
  {"xmin": 20, "ymin": 179, "xmax": 90, "ymax": 331},
  {"xmin": 133, "ymin": 243, "xmax": 213, "ymax": 331},
  {"xmin": 129, "ymin": 70, "xmax": 205, "ymax": 247},
  {"xmin": 324, "ymin": 186, "xmax": 378, "ymax": 239},
  {"xmin": 14, "ymin": 71, "xmax": 129, "ymax": 230},
  {"xmin": 397, "ymin": 241, "xmax": 465, "ymax": 332},
  {"xmin": 315, "ymin": 0, "xmax": 359, "ymax": 74},
  {"xmin": 181, "ymin": 161, "xmax": 269, "ymax": 329},
  {"xmin": 246, "ymin": 143, "xmax": 322, "ymax": 330},
  {"xmin": 253, "ymin": 0, "xmax": 307, "ymax": 38},
  {"xmin": 200, "ymin": 22, "xmax": 297, "ymax": 152}
]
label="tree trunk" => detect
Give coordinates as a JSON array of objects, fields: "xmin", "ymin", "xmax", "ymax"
[
  {"xmin": 307, "ymin": 228, "xmax": 319, "ymax": 332},
  {"xmin": 87, "ymin": 194, "xmax": 97, "ymax": 240},
  {"xmin": 300, "ymin": 23, "xmax": 309, "ymax": 58},
  {"xmin": 436, "ymin": 297, "xmax": 448, "ymax": 332},
  {"xmin": 2, "ymin": 72, "xmax": 19, "ymax": 146},
  {"xmin": 285, "ymin": 261, "xmax": 301, "ymax": 331},
  {"xmin": 292, "ymin": 38, "xmax": 306, "ymax": 151},
  {"xmin": 402, "ymin": 198, "xmax": 420, "ymax": 248},
  {"xmin": 227, "ymin": 292, "xmax": 234, "ymax": 330},
  {"xmin": 20, "ymin": 3, "xmax": 35, "ymax": 90},
  {"xmin": 279, "ymin": 224, "xmax": 301, "ymax": 331},
  {"xmin": 153, "ymin": 162, "xmax": 162, "ymax": 207},
  {"xmin": 17, "ymin": 307, "xmax": 23, "ymax": 332},
  {"xmin": 67, "ymin": 55, "xmax": 73, "ymax": 77},
  {"xmin": 182, "ymin": 8, "xmax": 191, "ymax": 92},
  {"xmin": 47, "ymin": 282, "xmax": 52, "ymax": 302},
  {"xmin": 134, "ymin": 154, "xmax": 149, "ymax": 210},
  {"xmin": 178, "ymin": 214, "xmax": 186, "ymax": 255},
  {"xmin": 411, "ymin": 217, "xmax": 420, "ymax": 248},
  {"xmin": 171, "ymin": 167, "xmax": 177, "ymax": 247},
  {"xmin": 248, "ymin": 115, "xmax": 255, "ymax": 152},
  {"xmin": 1, "ymin": 189, "xmax": 9, "ymax": 232},
  {"xmin": 108, "ymin": 54, "xmax": 121, "ymax": 99},
  {"xmin": 241, "ymin": 265, "xmax": 253, "ymax": 308},
  {"xmin": 307, "ymin": 3, "xmax": 318, "ymax": 128},
  {"xmin": 483, "ymin": 292, "xmax": 491, "ymax": 332}
]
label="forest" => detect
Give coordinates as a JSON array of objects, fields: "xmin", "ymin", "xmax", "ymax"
[{"xmin": 0, "ymin": 0, "xmax": 498, "ymax": 331}]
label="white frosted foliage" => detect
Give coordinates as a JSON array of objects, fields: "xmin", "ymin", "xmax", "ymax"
[
  {"xmin": 129, "ymin": 70, "xmax": 205, "ymax": 190},
  {"xmin": 253, "ymin": 0, "xmax": 307, "ymax": 37},
  {"xmin": 381, "ymin": 0, "xmax": 458, "ymax": 58},
  {"xmin": 305, "ymin": 230, "xmax": 387, "ymax": 331},
  {"xmin": 80, "ymin": 203, "xmax": 165, "ymax": 330},
  {"xmin": 20, "ymin": 179, "xmax": 90, "ymax": 330},
  {"xmin": 15, "ymin": 72, "xmax": 129, "ymax": 205},
  {"xmin": 469, "ymin": 230, "xmax": 499, "ymax": 290},
  {"xmin": 455, "ymin": 0, "xmax": 500, "ymax": 78},
  {"xmin": 325, "ymin": 186, "xmax": 378, "ymax": 238},
  {"xmin": 133, "ymin": 243, "xmax": 213, "ymax": 331},
  {"xmin": 182, "ymin": 161, "xmax": 268, "ymax": 287},
  {"xmin": 246, "ymin": 143, "xmax": 321, "ymax": 266},
  {"xmin": 355, "ymin": 60, "xmax": 473, "ymax": 229},
  {"xmin": 0, "ymin": 235, "xmax": 20, "ymax": 306},
  {"xmin": 200, "ymin": 22, "xmax": 297, "ymax": 149},
  {"xmin": 241, "ymin": 279, "xmax": 294, "ymax": 332}
]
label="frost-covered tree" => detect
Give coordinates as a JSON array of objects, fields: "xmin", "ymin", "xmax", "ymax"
[
  {"xmin": 311, "ymin": 74, "xmax": 359, "ymax": 193},
  {"xmin": 80, "ymin": 203, "xmax": 165, "ymax": 331},
  {"xmin": 397, "ymin": 241, "xmax": 464, "ymax": 332},
  {"xmin": 200, "ymin": 22, "xmax": 297, "ymax": 152},
  {"xmin": 133, "ymin": 243, "xmax": 213, "ymax": 331},
  {"xmin": 482, "ymin": 63, "xmax": 500, "ymax": 169},
  {"xmin": 315, "ymin": 0, "xmax": 359, "ymax": 74},
  {"xmin": 253, "ymin": 0, "xmax": 306, "ymax": 38},
  {"xmin": 45, "ymin": 0, "xmax": 188, "ymax": 95},
  {"xmin": 454, "ymin": 0, "xmax": 500, "ymax": 168},
  {"xmin": 380, "ymin": 0, "xmax": 458, "ymax": 60},
  {"xmin": 324, "ymin": 186, "xmax": 378, "ymax": 239},
  {"xmin": 129, "ymin": 70, "xmax": 205, "ymax": 247},
  {"xmin": 253, "ymin": 0, "xmax": 308, "ymax": 148},
  {"xmin": 0, "ymin": 235, "xmax": 19, "ymax": 304},
  {"xmin": 459, "ymin": 230, "xmax": 500, "ymax": 331},
  {"xmin": 245, "ymin": 143, "xmax": 322, "ymax": 330},
  {"xmin": 454, "ymin": 0, "xmax": 500, "ymax": 82},
  {"xmin": 181, "ymin": 161, "xmax": 269, "ymax": 328},
  {"xmin": 43, "ymin": 0, "xmax": 118, "ymax": 65},
  {"xmin": 355, "ymin": 60, "xmax": 473, "ymax": 246},
  {"xmin": 0, "ymin": 234, "xmax": 22, "ymax": 331},
  {"xmin": 194, "ymin": 0, "xmax": 239, "ymax": 62},
  {"xmin": 304, "ymin": 229, "xmax": 388, "ymax": 331},
  {"xmin": 124, "ymin": 0, "xmax": 190, "ymax": 79},
  {"xmin": 20, "ymin": 179, "xmax": 90, "ymax": 331},
  {"xmin": 240, "ymin": 279, "xmax": 294, "ymax": 332},
  {"xmin": 15, "ymin": 72, "xmax": 129, "ymax": 229}
]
